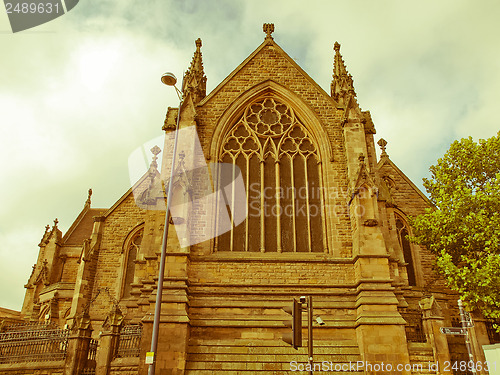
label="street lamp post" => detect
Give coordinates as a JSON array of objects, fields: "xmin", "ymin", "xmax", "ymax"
[
  {"xmin": 458, "ymin": 299, "xmax": 476, "ymax": 375},
  {"xmin": 147, "ymin": 72, "xmax": 183, "ymax": 375}
]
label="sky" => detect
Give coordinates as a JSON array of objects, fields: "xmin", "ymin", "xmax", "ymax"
[{"xmin": 0, "ymin": 0, "xmax": 499, "ymax": 311}]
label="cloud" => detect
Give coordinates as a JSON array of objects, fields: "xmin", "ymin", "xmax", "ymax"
[
  {"xmin": 1, "ymin": 0, "xmax": 500, "ymax": 310},
  {"xmin": 0, "ymin": 226, "xmax": 41, "ymax": 310}
]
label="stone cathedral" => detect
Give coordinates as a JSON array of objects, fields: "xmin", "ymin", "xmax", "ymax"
[{"xmin": 2, "ymin": 24, "xmax": 497, "ymax": 375}]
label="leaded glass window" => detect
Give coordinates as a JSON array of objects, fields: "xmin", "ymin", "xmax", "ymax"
[{"xmin": 216, "ymin": 96, "xmax": 327, "ymax": 253}]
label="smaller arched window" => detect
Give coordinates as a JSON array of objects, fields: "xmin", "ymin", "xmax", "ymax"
[
  {"xmin": 395, "ymin": 216, "xmax": 416, "ymax": 286},
  {"xmin": 122, "ymin": 228, "xmax": 143, "ymax": 298}
]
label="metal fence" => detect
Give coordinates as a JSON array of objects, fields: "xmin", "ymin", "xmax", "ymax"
[
  {"xmin": 88, "ymin": 338, "xmax": 98, "ymax": 361},
  {"xmin": 115, "ymin": 324, "xmax": 142, "ymax": 358},
  {"xmin": 402, "ymin": 310, "xmax": 427, "ymax": 343},
  {"xmin": 0, "ymin": 322, "xmax": 69, "ymax": 363},
  {"xmin": 79, "ymin": 337, "xmax": 98, "ymax": 375},
  {"xmin": 486, "ymin": 321, "xmax": 500, "ymax": 344}
]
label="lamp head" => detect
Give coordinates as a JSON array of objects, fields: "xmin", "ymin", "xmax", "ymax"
[{"xmin": 161, "ymin": 72, "xmax": 177, "ymax": 86}]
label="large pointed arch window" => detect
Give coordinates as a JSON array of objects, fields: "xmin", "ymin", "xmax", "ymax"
[
  {"xmin": 395, "ymin": 216, "xmax": 416, "ymax": 286},
  {"xmin": 216, "ymin": 96, "xmax": 327, "ymax": 253}
]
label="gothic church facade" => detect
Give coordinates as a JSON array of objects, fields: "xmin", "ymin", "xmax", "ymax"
[{"xmin": 3, "ymin": 24, "xmax": 495, "ymax": 375}]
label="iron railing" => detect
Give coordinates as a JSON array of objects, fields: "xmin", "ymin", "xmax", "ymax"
[
  {"xmin": 0, "ymin": 322, "xmax": 69, "ymax": 363},
  {"xmin": 115, "ymin": 324, "xmax": 142, "ymax": 358},
  {"xmin": 87, "ymin": 338, "xmax": 98, "ymax": 361},
  {"xmin": 79, "ymin": 337, "xmax": 98, "ymax": 375},
  {"xmin": 486, "ymin": 321, "xmax": 500, "ymax": 344},
  {"xmin": 402, "ymin": 310, "xmax": 427, "ymax": 343}
]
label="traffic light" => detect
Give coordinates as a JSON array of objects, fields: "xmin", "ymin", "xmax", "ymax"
[{"xmin": 282, "ymin": 298, "xmax": 302, "ymax": 349}]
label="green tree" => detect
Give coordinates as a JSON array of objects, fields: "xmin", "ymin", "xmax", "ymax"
[{"xmin": 410, "ymin": 131, "xmax": 500, "ymax": 320}]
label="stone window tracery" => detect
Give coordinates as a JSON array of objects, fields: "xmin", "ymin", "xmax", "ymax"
[{"xmin": 216, "ymin": 96, "xmax": 327, "ymax": 253}]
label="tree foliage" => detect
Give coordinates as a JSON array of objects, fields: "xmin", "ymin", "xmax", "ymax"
[{"xmin": 410, "ymin": 131, "xmax": 500, "ymax": 320}]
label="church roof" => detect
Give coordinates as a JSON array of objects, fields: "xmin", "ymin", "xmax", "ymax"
[
  {"xmin": 62, "ymin": 207, "xmax": 106, "ymax": 246},
  {"xmin": 376, "ymin": 145, "xmax": 432, "ymax": 207},
  {"xmin": 62, "ymin": 190, "xmax": 106, "ymax": 246},
  {"xmin": 198, "ymin": 24, "xmax": 336, "ymax": 107}
]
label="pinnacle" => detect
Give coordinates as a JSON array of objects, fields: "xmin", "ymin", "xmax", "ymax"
[
  {"xmin": 331, "ymin": 41, "xmax": 356, "ymax": 104},
  {"xmin": 333, "ymin": 42, "xmax": 349, "ymax": 77},
  {"xmin": 183, "ymin": 38, "xmax": 207, "ymax": 103}
]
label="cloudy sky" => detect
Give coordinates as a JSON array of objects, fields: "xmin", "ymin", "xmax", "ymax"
[{"xmin": 1, "ymin": 0, "xmax": 499, "ymax": 311}]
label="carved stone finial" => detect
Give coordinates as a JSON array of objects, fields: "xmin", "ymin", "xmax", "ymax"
[
  {"xmin": 85, "ymin": 188, "xmax": 92, "ymax": 207},
  {"xmin": 71, "ymin": 312, "xmax": 92, "ymax": 333},
  {"xmin": 102, "ymin": 304, "xmax": 124, "ymax": 329},
  {"xmin": 377, "ymin": 138, "xmax": 388, "ymax": 157},
  {"xmin": 53, "ymin": 218, "xmax": 58, "ymax": 227},
  {"xmin": 195, "ymin": 38, "xmax": 202, "ymax": 50},
  {"xmin": 150, "ymin": 145, "xmax": 161, "ymax": 169},
  {"xmin": 419, "ymin": 295, "xmax": 443, "ymax": 318},
  {"xmin": 263, "ymin": 23, "xmax": 275, "ymax": 40},
  {"xmin": 334, "ymin": 41, "xmax": 340, "ymax": 52},
  {"xmin": 151, "ymin": 145, "xmax": 161, "ymax": 156},
  {"xmin": 39, "ymin": 224, "xmax": 51, "ymax": 247}
]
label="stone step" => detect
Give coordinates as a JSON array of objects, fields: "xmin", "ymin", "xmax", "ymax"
[
  {"xmin": 408, "ymin": 361, "xmax": 437, "ymax": 375},
  {"xmin": 186, "ymin": 371, "xmax": 364, "ymax": 375},
  {"xmin": 186, "ymin": 361, "xmax": 365, "ymax": 374},
  {"xmin": 188, "ymin": 344, "xmax": 360, "ymax": 355},
  {"xmin": 185, "ymin": 338, "xmax": 362, "ymax": 374},
  {"xmin": 410, "ymin": 354, "xmax": 435, "ymax": 361},
  {"xmin": 187, "ymin": 353, "xmax": 362, "ymax": 363},
  {"xmin": 188, "ymin": 338, "xmax": 359, "ymax": 347}
]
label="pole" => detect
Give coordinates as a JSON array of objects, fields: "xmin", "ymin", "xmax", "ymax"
[
  {"xmin": 148, "ymin": 77, "xmax": 184, "ymax": 375},
  {"xmin": 458, "ymin": 299, "xmax": 476, "ymax": 375},
  {"xmin": 308, "ymin": 296, "xmax": 313, "ymax": 375}
]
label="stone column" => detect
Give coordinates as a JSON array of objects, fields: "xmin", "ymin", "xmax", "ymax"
[
  {"xmin": 419, "ymin": 296, "xmax": 452, "ymax": 374},
  {"xmin": 351, "ymin": 192, "xmax": 411, "ymax": 374},
  {"xmin": 64, "ymin": 313, "xmax": 93, "ymax": 375},
  {"xmin": 354, "ymin": 280, "xmax": 411, "ymax": 375},
  {"xmin": 95, "ymin": 305, "xmax": 124, "ymax": 375}
]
